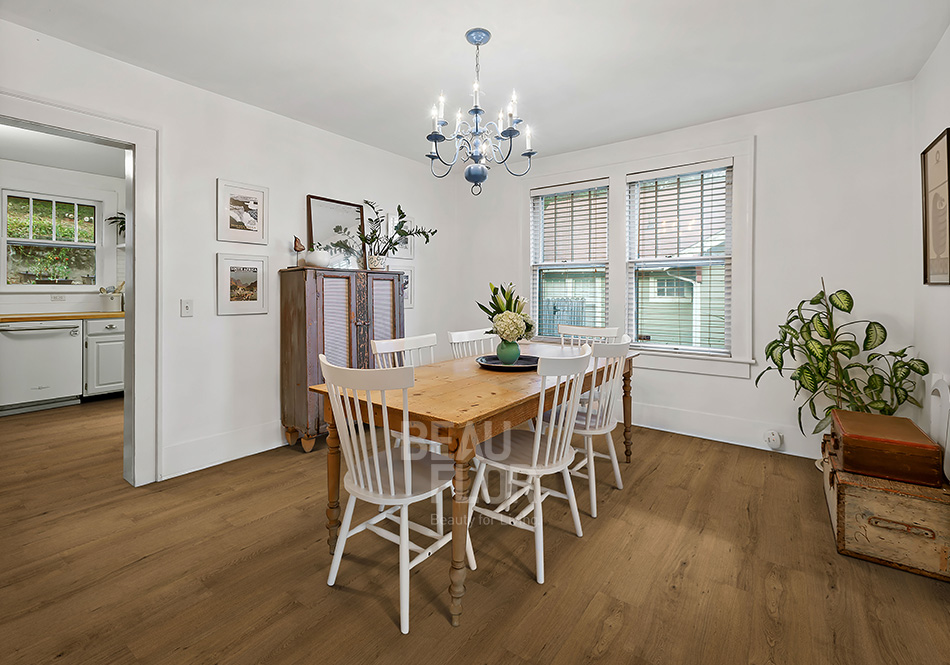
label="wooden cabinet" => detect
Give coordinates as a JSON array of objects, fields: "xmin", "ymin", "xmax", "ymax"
[
  {"xmin": 279, "ymin": 266, "xmax": 405, "ymax": 451},
  {"xmin": 83, "ymin": 318, "xmax": 125, "ymax": 397}
]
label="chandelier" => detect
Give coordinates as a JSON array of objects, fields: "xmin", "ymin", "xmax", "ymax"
[{"xmin": 426, "ymin": 28, "xmax": 536, "ymax": 195}]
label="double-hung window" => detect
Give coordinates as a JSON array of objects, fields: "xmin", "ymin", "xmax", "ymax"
[
  {"xmin": 627, "ymin": 159, "xmax": 733, "ymax": 356},
  {"xmin": 2, "ymin": 190, "xmax": 101, "ymax": 288},
  {"xmin": 530, "ymin": 181, "xmax": 609, "ymax": 338}
]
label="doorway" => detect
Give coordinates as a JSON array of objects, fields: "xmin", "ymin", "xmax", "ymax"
[{"xmin": 0, "ymin": 91, "xmax": 159, "ymax": 486}]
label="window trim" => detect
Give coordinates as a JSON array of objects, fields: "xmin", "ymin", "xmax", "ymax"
[{"xmin": 1, "ymin": 187, "xmax": 111, "ymax": 293}]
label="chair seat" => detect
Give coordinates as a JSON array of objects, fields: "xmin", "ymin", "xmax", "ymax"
[
  {"xmin": 344, "ymin": 437, "xmax": 455, "ymax": 505},
  {"xmin": 475, "ymin": 429, "xmax": 576, "ymax": 474}
]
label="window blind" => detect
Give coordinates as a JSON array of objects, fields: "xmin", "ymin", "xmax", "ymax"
[
  {"xmin": 530, "ymin": 183, "xmax": 609, "ymax": 337},
  {"xmin": 626, "ymin": 164, "xmax": 733, "ymax": 355}
]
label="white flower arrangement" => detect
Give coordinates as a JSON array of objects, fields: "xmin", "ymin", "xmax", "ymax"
[{"xmin": 477, "ymin": 282, "xmax": 535, "ymax": 342}]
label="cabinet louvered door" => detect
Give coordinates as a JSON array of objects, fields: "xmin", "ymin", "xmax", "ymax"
[
  {"xmin": 367, "ymin": 272, "xmax": 403, "ymax": 368},
  {"xmin": 319, "ymin": 272, "xmax": 357, "ymax": 368}
]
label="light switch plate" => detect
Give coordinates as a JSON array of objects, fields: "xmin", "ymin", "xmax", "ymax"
[{"xmin": 180, "ymin": 299, "xmax": 194, "ymax": 317}]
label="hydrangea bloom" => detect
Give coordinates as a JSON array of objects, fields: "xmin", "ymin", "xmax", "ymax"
[{"xmin": 492, "ymin": 310, "xmax": 527, "ymax": 342}]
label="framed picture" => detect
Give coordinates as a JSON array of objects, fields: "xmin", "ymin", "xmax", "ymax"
[
  {"xmin": 216, "ymin": 253, "xmax": 268, "ymax": 315},
  {"xmin": 390, "ymin": 214, "xmax": 415, "ymax": 260},
  {"xmin": 400, "ymin": 266, "xmax": 414, "ymax": 309},
  {"xmin": 217, "ymin": 179, "xmax": 268, "ymax": 245},
  {"xmin": 307, "ymin": 195, "xmax": 365, "ymax": 269},
  {"xmin": 922, "ymin": 129, "xmax": 950, "ymax": 285}
]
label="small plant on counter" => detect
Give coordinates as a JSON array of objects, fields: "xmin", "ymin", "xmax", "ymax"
[{"xmin": 756, "ymin": 279, "xmax": 930, "ymax": 434}]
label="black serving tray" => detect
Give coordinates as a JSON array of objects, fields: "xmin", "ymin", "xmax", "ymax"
[{"xmin": 475, "ymin": 354, "xmax": 540, "ymax": 372}]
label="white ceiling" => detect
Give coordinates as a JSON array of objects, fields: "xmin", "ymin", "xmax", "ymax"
[
  {"xmin": 0, "ymin": 124, "xmax": 127, "ymax": 178},
  {"xmin": 2, "ymin": 0, "xmax": 948, "ymax": 160}
]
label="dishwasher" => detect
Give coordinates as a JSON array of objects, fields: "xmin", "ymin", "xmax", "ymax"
[{"xmin": 0, "ymin": 320, "xmax": 83, "ymax": 411}]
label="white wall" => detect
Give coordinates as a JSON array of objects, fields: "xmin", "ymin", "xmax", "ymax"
[
  {"xmin": 912, "ymin": 24, "xmax": 950, "ymax": 444},
  {"xmin": 0, "ymin": 19, "xmax": 457, "ymax": 479},
  {"xmin": 0, "ymin": 158, "xmax": 124, "ymax": 313},
  {"xmin": 450, "ymin": 83, "xmax": 919, "ymax": 458}
]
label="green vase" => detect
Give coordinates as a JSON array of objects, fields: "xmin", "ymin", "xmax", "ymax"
[{"xmin": 496, "ymin": 340, "xmax": 521, "ymax": 365}]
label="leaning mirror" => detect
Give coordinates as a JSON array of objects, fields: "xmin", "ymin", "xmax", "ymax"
[{"xmin": 306, "ymin": 195, "xmax": 364, "ymax": 270}]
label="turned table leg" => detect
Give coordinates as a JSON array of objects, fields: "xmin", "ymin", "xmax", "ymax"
[
  {"xmin": 449, "ymin": 460, "xmax": 470, "ymax": 627},
  {"xmin": 325, "ymin": 402, "xmax": 342, "ymax": 554},
  {"xmin": 623, "ymin": 365, "xmax": 633, "ymax": 463}
]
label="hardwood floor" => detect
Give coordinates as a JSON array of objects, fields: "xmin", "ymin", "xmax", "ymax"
[{"xmin": 1, "ymin": 398, "xmax": 948, "ymax": 664}]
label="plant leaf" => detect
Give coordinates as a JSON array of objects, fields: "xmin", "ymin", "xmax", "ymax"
[
  {"xmin": 893, "ymin": 363, "xmax": 910, "ymax": 382},
  {"xmin": 798, "ymin": 365, "xmax": 818, "ymax": 392},
  {"xmin": 907, "ymin": 358, "xmax": 929, "ymax": 375},
  {"xmin": 769, "ymin": 344, "xmax": 784, "ymax": 371},
  {"xmin": 895, "ymin": 386, "xmax": 909, "ymax": 404},
  {"xmin": 754, "ymin": 367, "xmax": 773, "ymax": 387},
  {"xmin": 829, "ymin": 289, "xmax": 854, "ymax": 313},
  {"xmin": 805, "ymin": 339, "xmax": 827, "ymax": 362},
  {"xmin": 907, "ymin": 396, "xmax": 923, "ymax": 408},
  {"xmin": 779, "ymin": 324, "xmax": 799, "ymax": 340},
  {"xmin": 829, "ymin": 341, "xmax": 860, "ymax": 359},
  {"xmin": 867, "ymin": 400, "xmax": 888, "ymax": 410},
  {"xmin": 811, "ymin": 314, "xmax": 830, "ymax": 339},
  {"xmin": 812, "ymin": 413, "xmax": 833, "ymax": 434},
  {"xmin": 862, "ymin": 322, "xmax": 887, "ymax": 350},
  {"xmin": 810, "ymin": 290, "xmax": 825, "ymax": 305},
  {"xmin": 867, "ymin": 374, "xmax": 885, "ymax": 393}
]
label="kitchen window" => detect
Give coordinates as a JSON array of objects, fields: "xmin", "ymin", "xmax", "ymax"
[
  {"xmin": 530, "ymin": 180, "xmax": 609, "ymax": 338},
  {"xmin": 2, "ymin": 190, "xmax": 102, "ymax": 288}
]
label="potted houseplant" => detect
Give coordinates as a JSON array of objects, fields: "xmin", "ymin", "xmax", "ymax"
[
  {"xmin": 476, "ymin": 282, "xmax": 536, "ymax": 364},
  {"xmin": 316, "ymin": 201, "xmax": 437, "ymax": 270},
  {"xmin": 756, "ymin": 279, "xmax": 929, "ymax": 434},
  {"xmin": 106, "ymin": 212, "xmax": 126, "ymax": 243}
]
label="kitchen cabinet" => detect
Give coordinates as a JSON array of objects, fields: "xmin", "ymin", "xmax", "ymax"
[{"xmin": 83, "ymin": 318, "xmax": 125, "ymax": 396}]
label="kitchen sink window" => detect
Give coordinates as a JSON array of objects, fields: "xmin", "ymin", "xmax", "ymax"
[{"xmin": 2, "ymin": 190, "xmax": 102, "ymax": 288}]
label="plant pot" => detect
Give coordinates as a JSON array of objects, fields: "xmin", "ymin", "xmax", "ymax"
[
  {"xmin": 367, "ymin": 255, "xmax": 388, "ymax": 271},
  {"xmin": 496, "ymin": 340, "xmax": 521, "ymax": 365},
  {"xmin": 35, "ymin": 278, "xmax": 73, "ymax": 285},
  {"xmin": 298, "ymin": 250, "xmax": 332, "ymax": 268}
]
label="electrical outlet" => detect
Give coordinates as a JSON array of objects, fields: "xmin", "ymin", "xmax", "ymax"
[
  {"xmin": 180, "ymin": 299, "xmax": 194, "ymax": 317},
  {"xmin": 50, "ymin": 295, "xmax": 66, "ymax": 302},
  {"xmin": 764, "ymin": 430, "xmax": 783, "ymax": 450}
]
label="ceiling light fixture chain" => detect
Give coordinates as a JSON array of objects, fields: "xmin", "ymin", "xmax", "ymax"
[{"xmin": 426, "ymin": 27, "xmax": 536, "ymax": 196}]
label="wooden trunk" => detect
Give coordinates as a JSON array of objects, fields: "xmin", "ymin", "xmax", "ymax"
[
  {"xmin": 822, "ymin": 436, "xmax": 950, "ymax": 582},
  {"xmin": 279, "ymin": 267, "xmax": 405, "ymax": 450},
  {"xmin": 830, "ymin": 409, "xmax": 945, "ymax": 488}
]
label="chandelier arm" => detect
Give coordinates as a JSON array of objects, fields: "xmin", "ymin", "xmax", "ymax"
[
  {"xmin": 429, "ymin": 160, "xmax": 455, "ymax": 179},
  {"xmin": 432, "ymin": 139, "xmax": 461, "ymax": 168},
  {"xmin": 502, "ymin": 153, "xmax": 534, "ymax": 177}
]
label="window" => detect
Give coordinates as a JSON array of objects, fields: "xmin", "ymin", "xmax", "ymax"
[
  {"xmin": 627, "ymin": 160, "xmax": 733, "ymax": 355},
  {"xmin": 2, "ymin": 190, "xmax": 100, "ymax": 287},
  {"xmin": 530, "ymin": 181, "xmax": 608, "ymax": 338}
]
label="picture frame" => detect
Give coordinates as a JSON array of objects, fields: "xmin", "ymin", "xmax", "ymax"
[
  {"xmin": 400, "ymin": 266, "xmax": 414, "ymax": 309},
  {"xmin": 216, "ymin": 253, "xmax": 268, "ymax": 315},
  {"xmin": 390, "ymin": 214, "xmax": 415, "ymax": 260},
  {"xmin": 922, "ymin": 129, "xmax": 950, "ymax": 285},
  {"xmin": 217, "ymin": 179, "xmax": 268, "ymax": 245},
  {"xmin": 306, "ymin": 194, "xmax": 365, "ymax": 269}
]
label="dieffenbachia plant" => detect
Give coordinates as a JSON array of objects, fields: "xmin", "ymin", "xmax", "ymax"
[{"xmin": 755, "ymin": 280, "xmax": 929, "ymax": 434}]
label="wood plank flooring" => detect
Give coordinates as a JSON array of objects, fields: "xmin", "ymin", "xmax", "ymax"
[{"xmin": 1, "ymin": 398, "xmax": 948, "ymax": 664}]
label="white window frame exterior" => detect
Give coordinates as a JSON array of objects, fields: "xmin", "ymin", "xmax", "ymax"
[
  {"xmin": 1, "ymin": 187, "xmax": 109, "ymax": 293},
  {"xmin": 529, "ymin": 178, "xmax": 610, "ymax": 340}
]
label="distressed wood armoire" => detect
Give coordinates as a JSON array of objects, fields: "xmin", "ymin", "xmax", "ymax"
[{"xmin": 279, "ymin": 266, "xmax": 405, "ymax": 451}]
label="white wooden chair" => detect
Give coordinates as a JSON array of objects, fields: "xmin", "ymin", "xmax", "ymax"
[
  {"xmin": 448, "ymin": 328, "xmax": 498, "ymax": 359},
  {"xmin": 558, "ymin": 324, "xmax": 619, "ymax": 347},
  {"xmin": 545, "ymin": 336, "xmax": 630, "ymax": 518},
  {"xmin": 371, "ymin": 333, "xmax": 437, "ymax": 368},
  {"xmin": 467, "ymin": 346, "xmax": 591, "ymax": 584},
  {"xmin": 320, "ymin": 354, "xmax": 475, "ymax": 634}
]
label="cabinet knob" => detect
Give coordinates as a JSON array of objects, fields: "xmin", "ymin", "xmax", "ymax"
[{"xmin": 105, "ymin": 324, "xmax": 117, "ymax": 330}]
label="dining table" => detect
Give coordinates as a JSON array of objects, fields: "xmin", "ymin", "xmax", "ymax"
[{"xmin": 310, "ymin": 341, "xmax": 638, "ymax": 627}]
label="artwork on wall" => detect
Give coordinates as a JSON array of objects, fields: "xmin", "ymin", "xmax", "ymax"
[
  {"xmin": 217, "ymin": 179, "xmax": 269, "ymax": 245},
  {"xmin": 216, "ymin": 253, "xmax": 268, "ymax": 315},
  {"xmin": 922, "ymin": 129, "xmax": 950, "ymax": 285},
  {"xmin": 400, "ymin": 266, "xmax": 414, "ymax": 309}
]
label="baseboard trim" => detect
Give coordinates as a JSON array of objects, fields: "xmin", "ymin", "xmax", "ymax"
[{"xmin": 161, "ymin": 419, "xmax": 285, "ymax": 481}]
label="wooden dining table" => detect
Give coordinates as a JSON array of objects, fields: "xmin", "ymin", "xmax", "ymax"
[{"xmin": 310, "ymin": 342, "xmax": 638, "ymax": 627}]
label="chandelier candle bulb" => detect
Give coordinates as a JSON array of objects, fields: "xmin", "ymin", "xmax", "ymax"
[
  {"xmin": 511, "ymin": 90, "xmax": 517, "ymax": 118},
  {"xmin": 438, "ymin": 93, "xmax": 445, "ymax": 121},
  {"xmin": 507, "ymin": 103, "xmax": 513, "ymax": 127},
  {"xmin": 473, "ymin": 81, "xmax": 480, "ymax": 107},
  {"xmin": 498, "ymin": 110, "xmax": 504, "ymax": 132},
  {"xmin": 431, "ymin": 106, "xmax": 438, "ymax": 133},
  {"xmin": 526, "ymin": 126, "xmax": 532, "ymax": 151}
]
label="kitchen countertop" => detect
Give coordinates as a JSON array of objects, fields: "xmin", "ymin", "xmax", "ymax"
[{"xmin": 0, "ymin": 311, "xmax": 125, "ymax": 323}]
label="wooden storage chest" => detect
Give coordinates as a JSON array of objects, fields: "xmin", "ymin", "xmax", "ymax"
[
  {"xmin": 830, "ymin": 409, "xmax": 944, "ymax": 488},
  {"xmin": 822, "ymin": 439, "xmax": 950, "ymax": 582}
]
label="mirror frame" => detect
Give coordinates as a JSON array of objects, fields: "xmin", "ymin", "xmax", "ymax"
[{"xmin": 306, "ymin": 194, "xmax": 365, "ymax": 269}]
